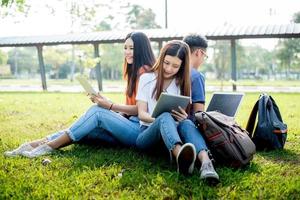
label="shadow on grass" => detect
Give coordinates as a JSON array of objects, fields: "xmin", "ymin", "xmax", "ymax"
[
  {"xmin": 55, "ymin": 143, "xmax": 263, "ymax": 198},
  {"xmin": 59, "ymin": 140, "xmax": 174, "ymax": 171},
  {"xmin": 256, "ymin": 148, "xmax": 300, "ymax": 165}
]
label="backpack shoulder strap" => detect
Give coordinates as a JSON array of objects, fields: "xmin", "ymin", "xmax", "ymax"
[
  {"xmin": 246, "ymin": 99, "xmax": 259, "ymax": 138},
  {"xmin": 269, "ymin": 95, "xmax": 283, "ymax": 121}
]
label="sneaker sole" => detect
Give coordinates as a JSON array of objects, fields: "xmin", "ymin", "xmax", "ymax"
[
  {"xmin": 201, "ymin": 173, "xmax": 220, "ymax": 185},
  {"xmin": 177, "ymin": 143, "xmax": 196, "ymax": 175},
  {"xmin": 203, "ymin": 176, "xmax": 220, "ymax": 185},
  {"xmin": 4, "ymin": 152, "xmax": 18, "ymax": 157}
]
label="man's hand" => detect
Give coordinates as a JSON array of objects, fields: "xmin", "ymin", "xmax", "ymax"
[{"xmin": 171, "ymin": 106, "xmax": 188, "ymax": 122}]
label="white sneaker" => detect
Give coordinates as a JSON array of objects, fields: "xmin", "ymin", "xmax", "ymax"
[
  {"xmin": 22, "ymin": 144, "xmax": 54, "ymax": 158},
  {"xmin": 200, "ymin": 161, "xmax": 220, "ymax": 183},
  {"xmin": 4, "ymin": 143, "xmax": 34, "ymax": 157},
  {"xmin": 176, "ymin": 143, "xmax": 196, "ymax": 175}
]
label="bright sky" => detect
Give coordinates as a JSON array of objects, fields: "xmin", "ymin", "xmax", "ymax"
[{"xmin": 0, "ymin": 0, "xmax": 299, "ymax": 49}]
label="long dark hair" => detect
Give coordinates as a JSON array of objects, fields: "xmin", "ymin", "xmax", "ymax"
[
  {"xmin": 151, "ymin": 40, "xmax": 191, "ymax": 100},
  {"xmin": 123, "ymin": 32, "xmax": 155, "ymax": 97}
]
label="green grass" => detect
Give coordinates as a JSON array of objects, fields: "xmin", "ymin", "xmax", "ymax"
[{"xmin": 1, "ymin": 92, "xmax": 300, "ymax": 199}]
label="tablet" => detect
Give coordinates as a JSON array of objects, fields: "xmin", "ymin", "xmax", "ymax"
[
  {"xmin": 76, "ymin": 76, "xmax": 98, "ymax": 95},
  {"xmin": 151, "ymin": 92, "xmax": 191, "ymax": 118}
]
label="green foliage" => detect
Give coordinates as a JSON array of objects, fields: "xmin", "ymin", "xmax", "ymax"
[
  {"xmin": 211, "ymin": 40, "xmax": 231, "ymax": 79},
  {"xmin": 43, "ymin": 47, "xmax": 70, "ymax": 79},
  {"xmin": 1, "ymin": 0, "xmax": 24, "ymax": 7},
  {"xmin": 67, "ymin": 1, "xmax": 103, "ymax": 32},
  {"xmin": 276, "ymin": 39, "xmax": 300, "ymax": 72},
  {"xmin": 126, "ymin": 4, "xmax": 161, "ymax": 29},
  {"xmin": 292, "ymin": 11, "xmax": 300, "ymax": 23},
  {"xmin": 0, "ymin": 0, "xmax": 30, "ymax": 19},
  {"xmin": 238, "ymin": 45, "xmax": 275, "ymax": 78},
  {"xmin": 7, "ymin": 47, "xmax": 38, "ymax": 75},
  {"xmin": 1, "ymin": 92, "xmax": 300, "ymax": 199},
  {"xmin": 0, "ymin": 49, "xmax": 8, "ymax": 65},
  {"xmin": 275, "ymin": 12, "xmax": 300, "ymax": 76},
  {"xmin": 100, "ymin": 43, "xmax": 123, "ymax": 80}
]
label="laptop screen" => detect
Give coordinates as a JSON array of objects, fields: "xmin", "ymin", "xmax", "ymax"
[{"xmin": 206, "ymin": 92, "xmax": 244, "ymax": 117}]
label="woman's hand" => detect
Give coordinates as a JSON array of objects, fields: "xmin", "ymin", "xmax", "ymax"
[
  {"xmin": 171, "ymin": 106, "xmax": 188, "ymax": 122},
  {"xmin": 89, "ymin": 94, "xmax": 113, "ymax": 110}
]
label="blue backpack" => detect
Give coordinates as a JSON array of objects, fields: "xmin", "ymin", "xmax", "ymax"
[{"xmin": 246, "ymin": 94, "xmax": 287, "ymax": 150}]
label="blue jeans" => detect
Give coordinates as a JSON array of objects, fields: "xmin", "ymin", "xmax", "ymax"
[
  {"xmin": 136, "ymin": 112, "xmax": 182, "ymax": 152},
  {"xmin": 177, "ymin": 119, "xmax": 208, "ymax": 154},
  {"xmin": 46, "ymin": 105, "xmax": 140, "ymax": 147}
]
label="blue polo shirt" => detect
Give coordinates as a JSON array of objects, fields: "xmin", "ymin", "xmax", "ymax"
[{"xmin": 190, "ymin": 68, "xmax": 205, "ymax": 122}]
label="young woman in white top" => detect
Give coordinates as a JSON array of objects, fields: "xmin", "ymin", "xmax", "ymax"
[{"xmin": 135, "ymin": 40, "xmax": 219, "ymax": 182}]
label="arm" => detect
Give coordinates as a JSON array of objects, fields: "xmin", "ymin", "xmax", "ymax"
[
  {"xmin": 137, "ymin": 100, "xmax": 155, "ymax": 123},
  {"xmin": 191, "ymin": 71, "xmax": 205, "ymax": 113},
  {"xmin": 111, "ymin": 103, "xmax": 137, "ymax": 116},
  {"xmin": 193, "ymin": 102, "xmax": 205, "ymax": 113},
  {"xmin": 90, "ymin": 95, "xmax": 138, "ymax": 116}
]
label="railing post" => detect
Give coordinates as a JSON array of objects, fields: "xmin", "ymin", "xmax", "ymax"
[
  {"xmin": 37, "ymin": 45, "xmax": 47, "ymax": 91},
  {"xmin": 230, "ymin": 39, "xmax": 237, "ymax": 91},
  {"xmin": 93, "ymin": 43, "xmax": 102, "ymax": 91}
]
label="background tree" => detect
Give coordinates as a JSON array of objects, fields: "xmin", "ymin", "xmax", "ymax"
[
  {"xmin": 238, "ymin": 45, "xmax": 274, "ymax": 79},
  {"xmin": 90, "ymin": 2, "xmax": 160, "ymax": 80},
  {"xmin": 43, "ymin": 47, "xmax": 69, "ymax": 79},
  {"xmin": 2, "ymin": 1, "xmax": 161, "ymax": 81},
  {"xmin": 276, "ymin": 11, "xmax": 300, "ymax": 79},
  {"xmin": 7, "ymin": 47, "xmax": 38, "ymax": 77},
  {"xmin": 126, "ymin": 4, "xmax": 161, "ymax": 29},
  {"xmin": 94, "ymin": 20, "xmax": 123, "ymax": 80},
  {"xmin": 0, "ymin": 49, "xmax": 8, "ymax": 65},
  {"xmin": 1, "ymin": 0, "xmax": 24, "ymax": 7},
  {"xmin": 211, "ymin": 40, "xmax": 231, "ymax": 80}
]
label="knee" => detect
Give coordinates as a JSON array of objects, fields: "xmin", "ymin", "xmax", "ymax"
[
  {"xmin": 178, "ymin": 119, "xmax": 196, "ymax": 131},
  {"xmin": 87, "ymin": 105, "xmax": 106, "ymax": 115},
  {"xmin": 157, "ymin": 112, "xmax": 173, "ymax": 121},
  {"xmin": 88, "ymin": 105, "xmax": 101, "ymax": 111},
  {"xmin": 136, "ymin": 137, "xmax": 147, "ymax": 150}
]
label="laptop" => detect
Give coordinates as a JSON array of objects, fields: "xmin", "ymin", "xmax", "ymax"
[{"xmin": 206, "ymin": 92, "xmax": 244, "ymax": 117}]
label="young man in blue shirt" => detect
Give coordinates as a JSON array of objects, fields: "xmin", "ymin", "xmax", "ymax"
[
  {"xmin": 179, "ymin": 34, "xmax": 219, "ymax": 183},
  {"xmin": 183, "ymin": 34, "xmax": 208, "ymax": 121}
]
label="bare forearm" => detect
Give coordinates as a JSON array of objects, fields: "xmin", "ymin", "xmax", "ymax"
[
  {"xmin": 193, "ymin": 103, "xmax": 205, "ymax": 113},
  {"xmin": 138, "ymin": 110, "xmax": 155, "ymax": 123},
  {"xmin": 111, "ymin": 103, "xmax": 138, "ymax": 116}
]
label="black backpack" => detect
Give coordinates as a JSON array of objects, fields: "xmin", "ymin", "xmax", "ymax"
[{"xmin": 246, "ymin": 94, "xmax": 287, "ymax": 150}]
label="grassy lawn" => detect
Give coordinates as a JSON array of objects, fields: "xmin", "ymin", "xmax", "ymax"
[{"xmin": 0, "ymin": 92, "xmax": 299, "ymax": 199}]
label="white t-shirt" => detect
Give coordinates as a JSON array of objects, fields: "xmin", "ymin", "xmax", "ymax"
[{"xmin": 136, "ymin": 72, "xmax": 181, "ymax": 126}]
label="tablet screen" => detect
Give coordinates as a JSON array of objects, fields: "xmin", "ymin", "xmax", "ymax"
[
  {"xmin": 76, "ymin": 76, "xmax": 98, "ymax": 95},
  {"xmin": 151, "ymin": 93, "xmax": 190, "ymax": 118}
]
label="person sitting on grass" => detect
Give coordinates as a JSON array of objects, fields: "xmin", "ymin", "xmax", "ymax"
[
  {"xmin": 183, "ymin": 34, "xmax": 208, "ymax": 121},
  {"xmin": 4, "ymin": 31, "xmax": 155, "ymax": 158},
  {"xmin": 135, "ymin": 40, "xmax": 219, "ymax": 182},
  {"xmin": 177, "ymin": 34, "xmax": 219, "ymax": 181}
]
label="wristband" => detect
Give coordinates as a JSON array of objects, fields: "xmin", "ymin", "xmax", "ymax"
[{"xmin": 109, "ymin": 103, "xmax": 114, "ymax": 110}]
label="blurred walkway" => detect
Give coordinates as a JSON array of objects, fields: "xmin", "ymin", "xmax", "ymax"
[{"xmin": 1, "ymin": 84, "xmax": 300, "ymax": 93}]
